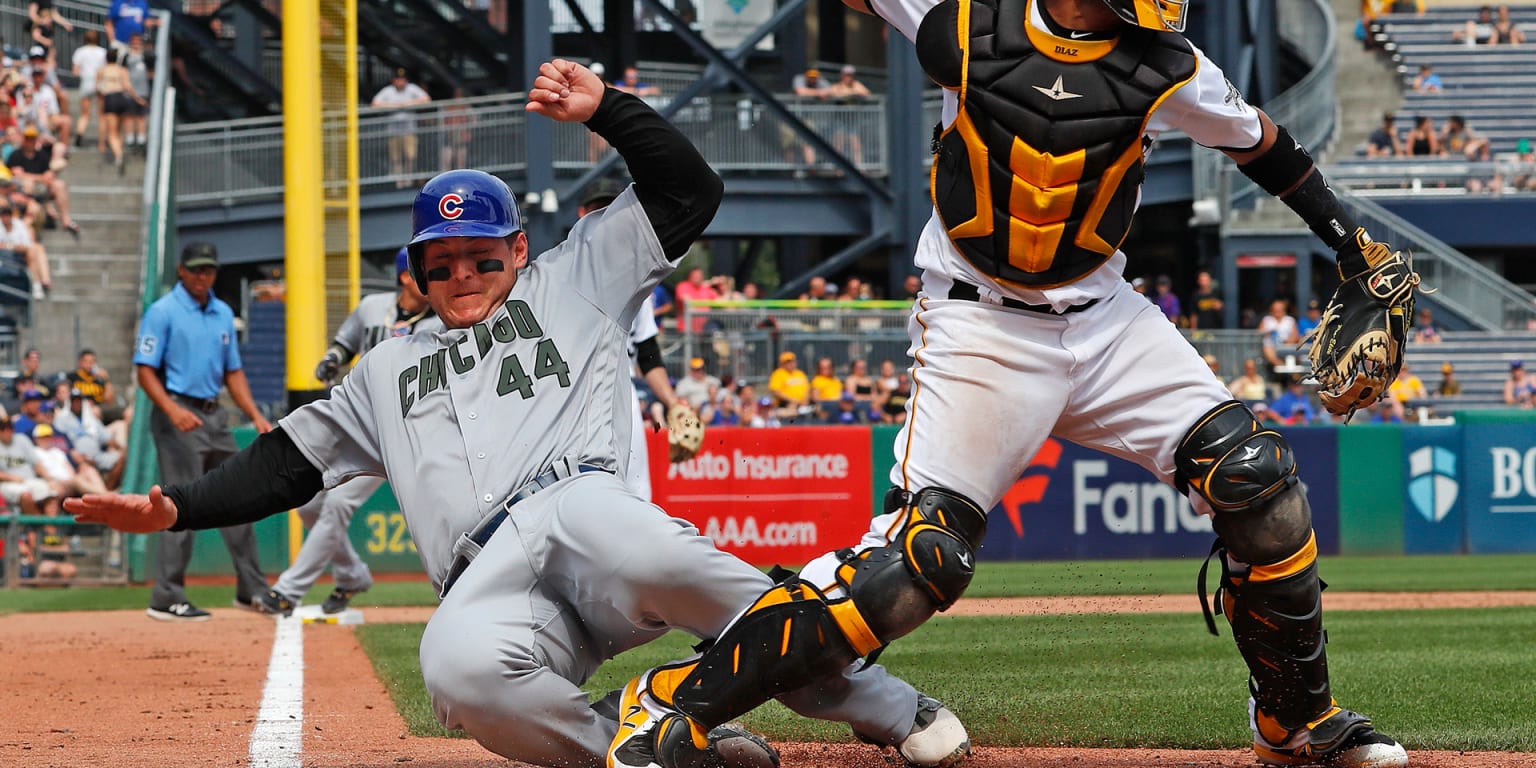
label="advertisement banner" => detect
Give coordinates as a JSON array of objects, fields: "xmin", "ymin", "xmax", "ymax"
[
  {"xmin": 979, "ymin": 428, "xmax": 1339, "ymax": 561},
  {"xmin": 1400, "ymin": 426, "xmax": 1465, "ymax": 554},
  {"xmin": 698, "ymin": 0, "xmax": 774, "ymax": 51},
  {"xmin": 651, "ymin": 426, "xmax": 873, "ymax": 566},
  {"xmin": 1462, "ymin": 422, "xmax": 1536, "ymax": 553}
]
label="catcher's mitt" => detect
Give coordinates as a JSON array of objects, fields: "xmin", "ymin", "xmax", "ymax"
[
  {"xmin": 666, "ymin": 402, "xmax": 705, "ymax": 462},
  {"xmin": 1306, "ymin": 228, "xmax": 1421, "ymax": 418}
]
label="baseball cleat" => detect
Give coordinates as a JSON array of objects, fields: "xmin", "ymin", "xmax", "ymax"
[
  {"xmin": 146, "ymin": 602, "xmax": 211, "ymax": 622},
  {"xmin": 606, "ymin": 676, "xmax": 721, "ymax": 768},
  {"xmin": 255, "ymin": 588, "xmax": 296, "ymax": 617},
  {"xmin": 1253, "ymin": 705, "xmax": 1407, "ymax": 767},
  {"xmin": 854, "ymin": 695, "xmax": 971, "ymax": 768},
  {"xmin": 321, "ymin": 585, "xmax": 367, "ymax": 614},
  {"xmin": 594, "ymin": 686, "xmax": 779, "ymax": 768}
]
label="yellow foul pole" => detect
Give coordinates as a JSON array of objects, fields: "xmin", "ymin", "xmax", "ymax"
[{"xmin": 283, "ymin": 1, "xmax": 326, "ymax": 560}]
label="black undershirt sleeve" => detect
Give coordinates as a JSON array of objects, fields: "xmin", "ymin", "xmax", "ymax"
[
  {"xmin": 164, "ymin": 427, "xmax": 327, "ymax": 532},
  {"xmin": 584, "ymin": 88, "xmax": 723, "ymax": 260},
  {"xmin": 634, "ymin": 335, "xmax": 664, "ymax": 376}
]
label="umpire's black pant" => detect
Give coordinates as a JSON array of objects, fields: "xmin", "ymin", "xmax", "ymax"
[{"xmin": 148, "ymin": 399, "xmax": 267, "ymax": 609}]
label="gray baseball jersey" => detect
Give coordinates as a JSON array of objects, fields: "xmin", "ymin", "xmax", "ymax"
[
  {"xmin": 334, "ymin": 291, "xmax": 446, "ymax": 360},
  {"xmin": 281, "ymin": 188, "xmax": 664, "ymax": 586}
]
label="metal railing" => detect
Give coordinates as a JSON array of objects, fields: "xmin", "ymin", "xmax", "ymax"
[
  {"xmin": 1339, "ymin": 190, "xmax": 1536, "ymax": 331},
  {"xmin": 1318, "ymin": 159, "xmax": 1536, "ymax": 196},
  {"xmin": 0, "ymin": 0, "xmax": 110, "ymax": 81},
  {"xmin": 174, "ymin": 92, "xmax": 890, "ymax": 206}
]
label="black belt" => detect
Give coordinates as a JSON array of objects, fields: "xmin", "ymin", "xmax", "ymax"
[
  {"xmin": 947, "ymin": 281, "xmax": 1098, "ymax": 315},
  {"xmin": 169, "ymin": 391, "xmax": 220, "ymax": 414},
  {"xmin": 439, "ymin": 460, "xmax": 608, "ymax": 598}
]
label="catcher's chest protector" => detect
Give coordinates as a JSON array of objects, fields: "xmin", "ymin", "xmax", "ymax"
[{"xmin": 921, "ymin": 0, "xmax": 1196, "ymax": 288}]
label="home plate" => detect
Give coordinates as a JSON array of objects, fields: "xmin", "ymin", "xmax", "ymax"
[{"xmin": 295, "ymin": 604, "xmax": 365, "ymax": 625}]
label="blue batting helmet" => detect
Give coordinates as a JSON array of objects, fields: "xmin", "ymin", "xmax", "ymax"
[
  {"xmin": 395, "ymin": 246, "xmax": 410, "ymax": 276},
  {"xmin": 407, "ymin": 170, "xmax": 522, "ymax": 292}
]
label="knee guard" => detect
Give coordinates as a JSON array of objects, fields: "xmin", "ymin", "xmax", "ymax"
[
  {"xmin": 829, "ymin": 487, "xmax": 988, "ymax": 652},
  {"xmin": 647, "ymin": 487, "xmax": 987, "ymax": 729},
  {"xmin": 1175, "ymin": 400, "xmax": 1298, "ymax": 514}
]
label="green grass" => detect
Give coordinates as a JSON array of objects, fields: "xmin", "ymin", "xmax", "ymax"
[
  {"xmin": 5, "ymin": 554, "xmax": 1533, "ymax": 615},
  {"xmin": 357, "ymin": 607, "xmax": 1536, "ymax": 751}
]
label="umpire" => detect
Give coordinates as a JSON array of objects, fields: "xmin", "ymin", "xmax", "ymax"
[{"xmin": 132, "ymin": 242, "xmax": 274, "ymax": 621}]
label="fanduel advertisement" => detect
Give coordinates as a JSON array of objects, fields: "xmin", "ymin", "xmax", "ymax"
[
  {"xmin": 978, "ymin": 429, "xmax": 1340, "ymax": 561},
  {"xmin": 650, "ymin": 427, "xmax": 873, "ymax": 566}
]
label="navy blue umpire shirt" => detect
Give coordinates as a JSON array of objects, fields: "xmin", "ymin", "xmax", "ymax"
[{"xmin": 132, "ymin": 282, "xmax": 243, "ymax": 401}]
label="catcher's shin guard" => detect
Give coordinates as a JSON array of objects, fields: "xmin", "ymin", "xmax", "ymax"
[
  {"xmin": 1205, "ymin": 531, "xmax": 1334, "ymax": 731},
  {"xmin": 649, "ymin": 487, "xmax": 987, "ymax": 729}
]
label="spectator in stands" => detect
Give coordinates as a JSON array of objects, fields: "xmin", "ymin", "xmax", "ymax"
[
  {"xmin": 1130, "ymin": 276, "xmax": 1147, "ymax": 294},
  {"xmin": 6, "ymin": 126, "xmax": 80, "ymax": 237},
  {"xmin": 650, "ymin": 280, "xmax": 674, "ymax": 320},
  {"xmin": 613, "ymin": 66, "xmax": 660, "ymax": 98},
  {"xmin": 827, "ymin": 64, "xmax": 871, "ymax": 167},
  {"xmin": 874, "ymin": 358, "xmax": 900, "ymax": 410},
  {"xmin": 768, "ymin": 351, "xmax": 811, "ymax": 420},
  {"xmin": 67, "ymin": 349, "xmax": 115, "ymax": 405},
  {"xmin": 0, "ymin": 415, "xmax": 59, "ymax": 517},
  {"xmin": 1452, "ymin": 6, "xmax": 1494, "ymax": 45},
  {"xmin": 123, "ymin": 33, "xmax": 151, "ymax": 146},
  {"xmin": 72, "ymin": 29, "xmax": 107, "ymax": 150},
  {"xmin": 709, "ymin": 391, "xmax": 740, "ymax": 426},
  {"xmin": 1436, "ymin": 362, "xmax": 1463, "ymax": 396},
  {"xmin": 881, "ymin": 372, "xmax": 912, "ymax": 424},
  {"xmin": 1404, "ymin": 115, "xmax": 1443, "ymax": 156},
  {"xmin": 1259, "ymin": 297, "xmax": 1300, "ymax": 384},
  {"xmin": 843, "ymin": 359, "xmax": 876, "ymax": 412},
  {"xmin": 1185, "ymin": 270, "xmax": 1224, "ymax": 329},
  {"xmin": 740, "ymin": 281, "xmax": 761, "ymax": 300},
  {"xmin": 438, "ymin": 87, "xmax": 474, "ymax": 172},
  {"xmin": 673, "ymin": 357, "xmax": 720, "ymax": 410},
  {"xmin": 791, "ymin": 68, "xmax": 832, "ymax": 172},
  {"xmin": 800, "ymin": 275, "xmax": 833, "ymax": 301},
  {"xmin": 1368, "ymin": 398, "xmax": 1404, "ymax": 423},
  {"xmin": 903, "ymin": 274, "xmax": 922, "ymax": 299},
  {"xmin": 1297, "ymin": 298, "xmax": 1323, "ymax": 339},
  {"xmin": 30, "ymin": 2, "xmax": 76, "ymax": 42},
  {"xmin": 96, "ymin": 46, "xmax": 142, "ymax": 173},
  {"xmin": 1150, "ymin": 274, "xmax": 1181, "ymax": 323},
  {"xmin": 1269, "ymin": 375, "xmax": 1315, "ymax": 426},
  {"xmin": 0, "ymin": 203, "xmax": 50, "ymax": 299},
  {"xmin": 1504, "ymin": 138, "xmax": 1536, "ymax": 190},
  {"xmin": 1229, "ymin": 358, "xmax": 1270, "ymax": 404},
  {"xmin": 106, "ymin": 0, "xmax": 157, "ymax": 51},
  {"xmin": 1202, "ymin": 353, "xmax": 1222, "ymax": 378},
  {"xmin": 1365, "ymin": 112, "xmax": 1402, "ymax": 157},
  {"xmin": 1389, "ymin": 361, "xmax": 1428, "ymax": 407},
  {"xmin": 1443, "ymin": 115, "xmax": 1493, "ymax": 162},
  {"xmin": 11, "ymin": 389, "xmax": 50, "ymax": 436},
  {"xmin": 743, "ymin": 395, "xmax": 778, "ymax": 428},
  {"xmin": 809, "ymin": 357, "xmax": 843, "ymax": 417},
  {"xmin": 672, "ymin": 266, "xmax": 718, "ymax": 333},
  {"xmin": 1503, "ymin": 360, "xmax": 1534, "ymax": 406},
  {"xmin": 1414, "ymin": 308, "xmax": 1443, "ymax": 343},
  {"xmin": 25, "ymin": 54, "xmax": 70, "ymax": 145},
  {"xmin": 838, "ymin": 276, "xmax": 866, "ymax": 301},
  {"xmin": 53, "ymin": 386, "xmax": 124, "ymax": 489},
  {"xmin": 32, "ymin": 422, "xmax": 109, "ymax": 497},
  {"xmin": 827, "ymin": 392, "xmax": 869, "ymax": 425},
  {"xmin": 1489, "ymin": 4, "xmax": 1525, "ymax": 44},
  {"xmin": 19, "ymin": 347, "xmax": 41, "ymax": 382},
  {"xmin": 371, "ymin": 68, "xmax": 431, "ymax": 188},
  {"xmin": 1412, "ymin": 65, "xmax": 1442, "ymax": 94}
]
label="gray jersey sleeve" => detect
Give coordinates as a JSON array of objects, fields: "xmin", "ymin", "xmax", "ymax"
[
  {"xmin": 538, "ymin": 187, "xmax": 672, "ymax": 328},
  {"xmin": 279, "ymin": 357, "xmax": 387, "ymax": 488},
  {"xmin": 332, "ymin": 300, "xmax": 371, "ymax": 359}
]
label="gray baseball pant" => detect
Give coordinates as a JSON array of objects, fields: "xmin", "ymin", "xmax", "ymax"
[{"xmin": 271, "ymin": 476, "xmax": 381, "ymax": 601}]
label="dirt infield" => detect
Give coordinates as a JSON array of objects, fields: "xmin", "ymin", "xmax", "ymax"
[{"xmin": 4, "ymin": 594, "xmax": 1534, "ymax": 768}]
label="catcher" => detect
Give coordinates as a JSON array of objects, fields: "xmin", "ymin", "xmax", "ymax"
[{"xmin": 598, "ymin": 2, "xmax": 1417, "ymax": 768}]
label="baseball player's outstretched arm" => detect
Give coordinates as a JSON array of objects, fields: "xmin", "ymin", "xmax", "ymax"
[
  {"xmin": 583, "ymin": 84, "xmax": 723, "ymax": 259},
  {"xmin": 67, "ymin": 427, "xmax": 325, "ymax": 532}
]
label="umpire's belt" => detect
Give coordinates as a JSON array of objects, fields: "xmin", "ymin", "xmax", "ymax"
[
  {"xmin": 438, "ymin": 458, "xmax": 608, "ymax": 599},
  {"xmin": 168, "ymin": 391, "xmax": 221, "ymax": 414},
  {"xmin": 948, "ymin": 281, "xmax": 1098, "ymax": 315}
]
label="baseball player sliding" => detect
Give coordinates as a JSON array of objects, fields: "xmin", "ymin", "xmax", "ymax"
[
  {"xmin": 600, "ymin": 2, "xmax": 1415, "ymax": 768},
  {"xmin": 254, "ymin": 247, "xmax": 445, "ymax": 617},
  {"xmin": 67, "ymin": 60, "xmax": 966, "ymax": 768}
]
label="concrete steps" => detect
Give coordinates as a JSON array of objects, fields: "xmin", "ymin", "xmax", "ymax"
[{"xmin": 20, "ymin": 141, "xmax": 147, "ymax": 383}]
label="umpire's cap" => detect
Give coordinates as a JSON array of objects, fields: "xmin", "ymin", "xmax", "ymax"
[
  {"xmin": 580, "ymin": 178, "xmax": 627, "ymax": 211},
  {"xmin": 180, "ymin": 242, "xmax": 220, "ymax": 269},
  {"xmin": 407, "ymin": 170, "xmax": 522, "ymax": 292}
]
